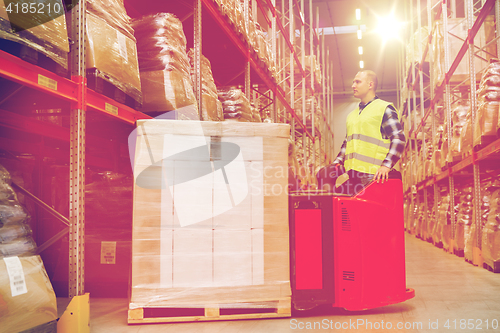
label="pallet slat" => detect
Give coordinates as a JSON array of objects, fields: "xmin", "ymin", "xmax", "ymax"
[{"xmin": 128, "ymin": 298, "xmax": 291, "ymax": 324}]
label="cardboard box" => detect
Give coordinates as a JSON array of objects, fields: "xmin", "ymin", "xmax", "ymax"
[
  {"xmin": 86, "ymin": 12, "xmax": 141, "ymax": 96},
  {"xmin": 140, "ymin": 69, "xmax": 197, "ymax": 115},
  {"xmin": 130, "ymin": 120, "xmax": 291, "ymax": 310},
  {"xmin": 0, "ymin": 255, "xmax": 57, "ymax": 332}
]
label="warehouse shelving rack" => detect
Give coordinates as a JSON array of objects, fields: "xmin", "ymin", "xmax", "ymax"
[
  {"xmin": 400, "ymin": 0, "xmax": 500, "ymax": 268},
  {"xmin": 0, "ymin": 0, "xmax": 335, "ymax": 303}
]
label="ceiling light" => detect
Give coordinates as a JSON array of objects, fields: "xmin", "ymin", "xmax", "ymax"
[
  {"xmin": 359, "ymin": 60, "xmax": 364, "ymax": 69},
  {"xmin": 356, "ymin": 9, "xmax": 361, "ymax": 20},
  {"xmin": 358, "ymin": 46, "xmax": 363, "ymax": 55},
  {"xmin": 357, "ymin": 29, "xmax": 362, "ymax": 39},
  {"xmin": 375, "ymin": 14, "xmax": 402, "ymax": 41}
]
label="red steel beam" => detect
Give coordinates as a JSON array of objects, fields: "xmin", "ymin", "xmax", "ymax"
[
  {"xmin": 0, "ymin": 50, "xmax": 77, "ymax": 103},
  {"xmin": 293, "ymin": 0, "xmax": 304, "ymax": 26},
  {"xmin": 86, "ymin": 89, "xmax": 151, "ymax": 125},
  {"xmin": 255, "ymin": 0, "xmax": 271, "ymax": 26}
]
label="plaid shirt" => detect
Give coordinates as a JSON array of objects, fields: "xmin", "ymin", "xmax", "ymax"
[{"xmin": 333, "ymin": 97, "xmax": 406, "ymax": 169}]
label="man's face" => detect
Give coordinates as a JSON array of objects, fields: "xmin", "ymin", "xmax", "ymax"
[{"xmin": 352, "ymin": 72, "xmax": 371, "ymax": 100}]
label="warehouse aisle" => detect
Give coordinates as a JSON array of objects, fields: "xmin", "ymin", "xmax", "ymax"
[{"xmin": 57, "ymin": 234, "xmax": 500, "ymax": 332}]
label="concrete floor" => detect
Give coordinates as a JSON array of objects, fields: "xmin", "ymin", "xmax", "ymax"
[{"xmin": 57, "ymin": 234, "xmax": 500, "ymax": 332}]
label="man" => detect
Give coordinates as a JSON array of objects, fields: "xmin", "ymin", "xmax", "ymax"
[{"xmin": 330, "ymin": 70, "xmax": 405, "ymax": 195}]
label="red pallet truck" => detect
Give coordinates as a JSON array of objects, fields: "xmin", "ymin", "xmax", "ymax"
[{"xmin": 289, "ymin": 170, "xmax": 415, "ymax": 311}]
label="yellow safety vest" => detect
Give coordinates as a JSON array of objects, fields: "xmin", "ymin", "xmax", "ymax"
[{"xmin": 344, "ymin": 99, "xmax": 395, "ymax": 175}]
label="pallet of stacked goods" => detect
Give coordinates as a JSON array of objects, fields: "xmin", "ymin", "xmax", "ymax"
[
  {"xmin": 447, "ymin": 101, "xmax": 469, "ymax": 165},
  {"xmin": 187, "ymin": 49, "xmax": 223, "ymax": 121},
  {"xmin": 293, "ymin": 89, "xmax": 321, "ymax": 134},
  {"xmin": 431, "ymin": 17, "xmax": 488, "ymax": 89},
  {"xmin": 218, "ymin": 87, "xmax": 253, "ymax": 122},
  {"xmin": 0, "ymin": 0, "xmax": 69, "ymax": 76},
  {"xmin": 129, "ymin": 119, "xmax": 291, "ymax": 323},
  {"xmin": 428, "ymin": 192, "xmax": 443, "ymax": 247},
  {"xmin": 132, "ymin": 13, "xmax": 198, "ymax": 120},
  {"xmin": 436, "ymin": 186, "xmax": 460, "ymax": 251},
  {"xmin": 454, "ymin": 186, "xmax": 472, "ymax": 257},
  {"xmin": 474, "ymin": 59, "xmax": 500, "ymax": 149},
  {"xmin": 482, "ymin": 181, "xmax": 500, "ymax": 273},
  {"xmin": 465, "ymin": 180, "xmax": 498, "ymax": 265},
  {"xmin": 0, "ymin": 163, "xmax": 58, "ymax": 332},
  {"xmin": 424, "ymin": 191, "xmax": 435, "ymax": 243},
  {"xmin": 83, "ymin": 0, "xmax": 142, "ymax": 109}
]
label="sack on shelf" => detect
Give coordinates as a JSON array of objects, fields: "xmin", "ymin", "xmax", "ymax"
[
  {"xmin": 0, "ymin": 164, "xmax": 57, "ymax": 332},
  {"xmin": 187, "ymin": 49, "xmax": 221, "ymax": 121},
  {"xmin": 133, "ymin": 13, "xmax": 198, "ymax": 116},
  {"xmin": 0, "ymin": 0, "xmax": 69, "ymax": 68},
  {"xmin": 218, "ymin": 87, "xmax": 253, "ymax": 122},
  {"xmin": 482, "ymin": 188, "xmax": 500, "ymax": 266},
  {"xmin": 86, "ymin": 0, "xmax": 135, "ymax": 41}
]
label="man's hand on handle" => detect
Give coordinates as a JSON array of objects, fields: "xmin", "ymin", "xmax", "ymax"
[{"xmin": 374, "ymin": 166, "xmax": 391, "ymax": 183}]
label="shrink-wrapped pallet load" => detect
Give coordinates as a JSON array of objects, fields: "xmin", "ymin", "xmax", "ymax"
[
  {"xmin": 448, "ymin": 102, "xmax": 469, "ymax": 163},
  {"xmin": 133, "ymin": 13, "xmax": 198, "ymax": 118},
  {"xmin": 85, "ymin": 0, "xmax": 142, "ymax": 104},
  {"xmin": 436, "ymin": 189, "xmax": 460, "ymax": 250},
  {"xmin": 0, "ymin": 164, "xmax": 35, "ymax": 258},
  {"xmin": 129, "ymin": 120, "xmax": 291, "ymax": 323},
  {"xmin": 455, "ymin": 187, "xmax": 473, "ymax": 253},
  {"xmin": 474, "ymin": 59, "xmax": 500, "ymax": 147},
  {"xmin": 255, "ymin": 23, "xmax": 271, "ymax": 70},
  {"xmin": 219, "ymin": 87, "xmax": 253, "ymax": 122},
  {"xmin": 465, "ymin": 181, "xmax": 497, "ymax": 262},
  {"xmin": 432, "ymin": 18, "xmax": 488, "ymax": 89},
  {"xmin": 0, "ymin": 164, "xmax": 57, "ymax": 332},
  {"xmin": 482, "ymin": 187, "xmax": 500, "ymax": 271},
  {"xmin": 0, "ymin": 0, "xmax": 69, "ymax": 68},
  {"xmin": 187, "ymin": 49, "xmax": 222, "ymax": 121}
]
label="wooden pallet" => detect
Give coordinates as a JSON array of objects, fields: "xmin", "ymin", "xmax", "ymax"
[
  {"xmin": 0, "ymin": 39, "xmax": 68, "ymax": 77},
  {"xmin": 128, "ymin": 298, "xmax": 291, "ymax": 324},
  {"xmin": 483, "ymin": 261, "xmax": 500, "ymax": 273},
  {"xmin": 474, "ymin": 135, "xmax": 497, "ymax": 152},
  {"xmin": 453, "ymin": 248, "xmax": 465, "ymax": 258},
  {"xmin": 86, "ymin": 68, "xmax": 143, "ymax": 110},
  {"xmin": 462, "ymin": 148, "xmax": 473, "ymax": 160}
]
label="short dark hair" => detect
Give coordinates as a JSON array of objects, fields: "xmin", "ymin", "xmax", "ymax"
[{"xmin": 360, "ymin": 70, "xmax": 378, "ymax": 91}]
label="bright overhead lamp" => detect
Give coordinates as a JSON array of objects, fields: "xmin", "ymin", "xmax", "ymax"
[
  {"xmin": 358, "ymin": 46, "xmax": 363, "ymax": 55},
  {"xmin": 359, "ymin": 60, "xmax": 364, "ymax": 69},
  {"xmin": 356, "ymin": 9, "xmax": 361, "ymax": 20},
  {"xmin": 357, "ymin": 29, "xmax": 362, "ymax": 39},
  {"xmin": 375, "ymin": 14, "xmax": 402, "ymax": 41}
]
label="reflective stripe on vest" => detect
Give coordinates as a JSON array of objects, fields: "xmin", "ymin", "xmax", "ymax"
[
  {"xmin": 346, "ymin": 134, "xmax": 391, "ymax": 149},
  {"xmin": 346, "ymin": 153, "xmax": 386, "ymax": 166},
  {"xmin": 344, "ymin": 99, "xmax": 394, "ymax": 174}
]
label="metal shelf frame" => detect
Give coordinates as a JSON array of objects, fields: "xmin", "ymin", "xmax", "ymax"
[
  {"xmin": 0, "ymin": 0, "xmax": 337, "ymax": 297},
  {"xmin": 400, "ymin": 0, "xmax": 499, "ymax": 265}
]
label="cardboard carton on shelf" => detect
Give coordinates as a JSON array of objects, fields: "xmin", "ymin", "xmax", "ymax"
[
  {"xmin": 86, "ymin": 12, "xmax": 142, "ymax": 103},
  {"xmin": 0, "ymin": 255, "xmax": 57, "ymax": 332}
]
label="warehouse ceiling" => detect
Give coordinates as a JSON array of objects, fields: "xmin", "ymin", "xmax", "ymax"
[{"xmin": 310, "ymin": 0, "xmax": 406, "ymax": 95}]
